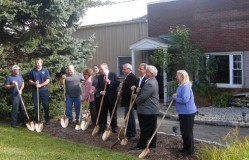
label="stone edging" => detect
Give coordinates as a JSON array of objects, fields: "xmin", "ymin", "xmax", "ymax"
[
  {"xmin": 157, "ymin": 132, "xmax": 224, "ymax": 147},
  {"xmin": 159, "ymin": 111, "xmax": 249, "ymax": 128}
]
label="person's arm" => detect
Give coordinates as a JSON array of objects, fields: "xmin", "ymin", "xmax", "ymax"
[
  {"xmin": 175, "ymin": 85, "xmax": 191, "ymax": 104},
  {"xmin": 4, "ymin": 83, "xmax": 15, "ymax": 89},
  {"xmin": 82, "ymin": 81, "xmax": 91, "ymax": 102},
  {"xmin": 136, "ymin": 83, "xmax": 153, "ymax": 106}
]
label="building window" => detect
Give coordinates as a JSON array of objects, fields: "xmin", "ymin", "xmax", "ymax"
[
  {"xmin": 209, "ymin": 52, "xmax": 243, "ymax": 88},
  {"xmin": 117, "ymin": 56, "xmax": 131, "ymax": 77}
]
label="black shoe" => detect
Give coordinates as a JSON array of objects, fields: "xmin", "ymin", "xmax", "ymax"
[
  {"xmin": 126, "ymin": 134, "xmax": 135, "ymax": 138},
  {"xmin": 11, "ymin": 124, "xmax": 17, "ymax": 128},
  {"xmin": 45, "ymin": 121, "xmax": 50, "ymax": 125},
  {"xmin": 149, "ymin": 145, "xmax": 156, "ymax": 148},
  {"xmin": 178, "ymin": 148, "xmax": 186, "ymax": 153},
  {"xmin": 98, "ymin": 130, "xmax": 104, "ymax": 134},
  {"xmin": 130, "ymin": 146, "xmax": 142, "ymax": 150},
  {"xmin": 112, "ymin": 129, "xmax": 117, "ymax": 133}
]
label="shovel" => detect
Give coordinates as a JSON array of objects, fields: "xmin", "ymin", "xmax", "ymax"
[
  {"xmin": 75, "ymin": 103, "xmax": 83, "ymax": 131},
  {"xmin": 15, "ymin": 84, "xmax": 35, "ymax": 131},
  {"xmin": 92, "ymin": 82, "xmax": 107, "ymax": 136},
  {"xmin": 35, "ymin": 81, "xmax": 43, "ymax": 132},
  {"xmin": 120, "ymin": 90, "xmax": 135, "ymax": 145},
  {"xmin": 60, "ymin": 81, "xmax": 69, "ymax": 128},
  {"xmin": 139, "ymin": 99, "xmax": 174, "ymax": 158},
  {"xmin": 81, "ymin": 95, "xmax": 91, "ymax": 131},
  {"xmin": 102, "ymin": 87, "xmax": 122, "ymax": 141},
  {"xmin": 111, "ymin": 95, "xmax": 137, "ymax": 149}
]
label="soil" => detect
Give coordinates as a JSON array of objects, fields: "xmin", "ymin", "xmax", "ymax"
[{"xmin": 43, "ymin": 120, "xmax": 206, "ymax": 160}]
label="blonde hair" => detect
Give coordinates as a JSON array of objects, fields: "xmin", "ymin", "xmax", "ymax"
[{"xmin": 177, "ymin": 70, "xmax": 192, "ymax": 85}]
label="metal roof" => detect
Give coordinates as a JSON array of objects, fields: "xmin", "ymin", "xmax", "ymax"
[{"xmin": 78, "ymin": 0, "xmax": 153, "ymax": 27}]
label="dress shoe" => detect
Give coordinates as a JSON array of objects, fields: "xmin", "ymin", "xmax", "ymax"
[
  {"xmin": 45, "ymin": 121, "xmax": 50, "ymax": 125},
  {"xmin": 178, "ymin": 148, "xmax": 186, "ymax": 153},
  {"xmin": 149, "ymin": 145, "xmax": 156, "ymax": 148},
  {"xmin": 130, "ymin": 146, "xmax": 142, "ymax": 150},
  {"xmin": 112, "ymin": 128, "xmax": 117, "ymax": 133}
]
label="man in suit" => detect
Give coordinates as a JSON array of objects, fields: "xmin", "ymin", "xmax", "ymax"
[
  {"xmin": 96, "ymin": 63, "xmax": 120, "ymax": 134},
  {"xmin": 131, "ymin": 65, "xmax": 160, "ymax": 150},
  {"xmin": 118, "ymin": 63, "xmax": 137, "ymax": 137},
  {"xmin": 131, "ymin": 63, "xmax": 147, "ymax": 109}
]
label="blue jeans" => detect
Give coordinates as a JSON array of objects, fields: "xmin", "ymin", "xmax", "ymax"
[
  {"xmin": 32, "ymin": 89, "xmax": 49, "ymax": 122},
  {"xmin": 124, "ymin": 107, "xmax": 136, "ymax": 137},
  {"xmin": 66, "ymin": 96, "xmax": 81, "ymax": 122}
]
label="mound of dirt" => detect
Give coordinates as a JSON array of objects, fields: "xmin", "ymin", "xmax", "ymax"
[{"xmin": 44, "ymin": 121, "xmax": 205, "ymax": 160}]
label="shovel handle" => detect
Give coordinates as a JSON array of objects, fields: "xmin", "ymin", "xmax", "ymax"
[
  {"xmin": 95, "ymin": 82, "xmax": 107, "ymax": 126},
  {"xmin": 15, "ymin": 85, "xmax": 30, "ymax": 121},
  {"xmin": 146, "ymin": 99, "xmax": 174, "ymax": 149}
]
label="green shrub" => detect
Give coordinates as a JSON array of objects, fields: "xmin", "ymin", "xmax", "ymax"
[
  {"xmin": 197, "ymin": 127, "xmax": 249, "ymax": 160},
  {"xmin": 212, "ymin": 92, "xmax": 233, "ymax": 108},
  {"xmin": 192, "ymin": 82, "xmax": 219, "ymax": 103}
]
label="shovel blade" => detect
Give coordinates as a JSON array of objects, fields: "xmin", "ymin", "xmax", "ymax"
[
  {"xmin": 60, "ymin": 117, "xmax": 69, "ymax": 128},
  {"xmin": 35, "ymin": 123, "xmax": 43, "ymax": 132},
  {"xmin": 92, "ymin": 126, "xmax": 99, "ymax": 136},
  {"xmin": 102, "ymin": 129, "xmax": 112, "ymax": 141},
  {"xmin": 120, "ymin": 137, "xmax": 128, "ymax": 146},
  {"xmin": 139, "ymin": 148, "xmax": 150, "ymax": 158},
  {"xmin": 75, "ymin": 124, "xmax": 81, "ymax": 130},
  {"xmin": 26, "ymin": 121, "xmax": 35, "ymax": 131},
  {"xmin": 81, "ymin": 120, "xmax": 90, "ymax": 131}
]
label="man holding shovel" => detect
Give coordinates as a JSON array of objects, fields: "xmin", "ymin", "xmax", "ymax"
[
  {"xmin": 28, "ymin": 58, "xmax": 50, "ymax": 125},
  {"xmin": 60, "ymin": 65, "xmax": 84, "ymax": 124},
  {"xmin": 4, "ymin": 65, "xmax": 27, "ymax": 128}
]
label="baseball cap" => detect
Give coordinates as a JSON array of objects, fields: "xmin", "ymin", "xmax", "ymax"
[{"xmin": 12, "ymin": 65, "xmax": 20, "ymax": 70}]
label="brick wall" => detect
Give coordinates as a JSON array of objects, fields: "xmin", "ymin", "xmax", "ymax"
[{"xmin": 148, "ymin": 0, "xmax": 249, "ymax": 52}]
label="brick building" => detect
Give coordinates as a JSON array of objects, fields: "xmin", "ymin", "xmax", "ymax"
[{"xmin": 148, "ymin": 0, "xmax": 249, "ymax": 88}]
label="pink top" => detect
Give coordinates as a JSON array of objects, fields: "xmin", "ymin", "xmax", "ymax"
[{"xmin": 82, "ymin": 77, "xmax": 95, "ymax": 102}]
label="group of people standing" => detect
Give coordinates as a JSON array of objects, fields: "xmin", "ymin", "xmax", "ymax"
[{"xmin": 4, "ymin": 58, "xmax": 197, "ymax": 156}]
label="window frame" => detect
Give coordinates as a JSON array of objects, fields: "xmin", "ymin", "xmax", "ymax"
[
  {"xmin": 117, "ymin": 56, "xmax": 132, "ymax": 77},
  {"xmin": 206, "ymin": 51, "xmax": 244, "ymax": 88}
]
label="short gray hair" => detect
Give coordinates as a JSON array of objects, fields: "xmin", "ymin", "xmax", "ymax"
[
  {"xmin": 123, "ymin": 63, "xmax": 132, "ymax": 70},
  {"xmin": 146, "ymin": 65, "xmax": 158, "ymax": 77},
  {"xmin": 139, "ymin": 63, "xmax": 147, "ymax": 70}
]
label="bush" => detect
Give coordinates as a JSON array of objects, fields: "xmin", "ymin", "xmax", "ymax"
[
  {"xmin": 197, "ymin": 127, "xmax": 249, "ymax": 159},
  {"xmin": 212, "ymin": 92, "xmax": 233, "ymax": 108}
]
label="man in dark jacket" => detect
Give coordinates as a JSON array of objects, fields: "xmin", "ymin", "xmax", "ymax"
[
  {"xmin": 96, "ymin": 63, "xmax": 120, "ymax": 134},
  {"xmin": 118, "ymin": 63, "xmax": 137, "ymax": 137}
]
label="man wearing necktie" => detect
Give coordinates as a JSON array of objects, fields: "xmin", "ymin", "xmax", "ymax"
[
  {"xmin": 118, "ymin": 63, "xmax": 137, "ymax": 138},
  {"xmin": 96, "ymin": 63, "xmax": 120, "ymax": 134}
]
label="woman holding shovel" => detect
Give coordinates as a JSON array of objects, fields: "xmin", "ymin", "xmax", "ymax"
[
  {"xmin": 173, "ymin": 70, "xmax": 197, "ymax": 155},
  {"xmin": 82, "ymin": 68, "xmax": 96, "ymax": 127}
]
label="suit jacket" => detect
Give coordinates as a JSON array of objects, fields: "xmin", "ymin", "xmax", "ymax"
[
  {"xmin": 96, "ymin": 72, "xmax": 120, "ymax": 105},
  {"xmin": 120, "ymin": 72, "xmax": 137, "ymax": 107},
  {"xmin": 136, "ymin": 77, "xmax": 160, "ymax": 115},
  {"xmin": 133, "ymin": 76, "xmax": 146, "ymax": 110}
]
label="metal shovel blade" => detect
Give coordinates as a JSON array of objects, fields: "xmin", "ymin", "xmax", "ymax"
[
  {"xmin": 60, "ymin": 116, "xmax": 69, "ymax": 128},
  {"xmin": 120, "ymin": 137, "xmax": 128, "ymax": 146},
  {"xmin": 26, "ymin": 121, "xmax": 35, "ymax": 131},
  {"xmin": 35, "ymin": 123, "xmax": 43, "ymax": 132},
  {"xmin": 102, "ymin": 129, "xmax": 112, "ymax": 141},
  {"xmin": 75, "ymin": 124, "xmax": 81, "ymax": 130},
  {"xmin": 139, "ymin": 148, "xmax": 150, "ymax": 158},
  {"xmin": 81, "ymin": 120, "xmax": 90, "ymax": 131},
  {"xmin": 92, "ymin": 125, "xmax": 99, "ymax": 136}
]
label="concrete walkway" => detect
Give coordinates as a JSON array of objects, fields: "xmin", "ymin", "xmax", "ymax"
[{"xmin": 116, "ymin": 107, "xmax": 249, "ymax": 145}]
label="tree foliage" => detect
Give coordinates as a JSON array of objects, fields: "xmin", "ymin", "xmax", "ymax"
[
  {"xmin": 0, "ymin": 0, "xmax": 97, "ymax": 119},
  {"xmin": 150, "ymin": 25, "xmax": 217, "ymax": 82}
]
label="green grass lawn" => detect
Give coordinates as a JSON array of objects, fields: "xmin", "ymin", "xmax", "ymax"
[{"xmin": 0, "ymin": 124, "xmax": 139, "ymax": 160}]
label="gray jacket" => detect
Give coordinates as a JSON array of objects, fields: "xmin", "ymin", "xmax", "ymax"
[{"xmin": 136, "ymin": 77, "xmax": 160, "ymax": 115}]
